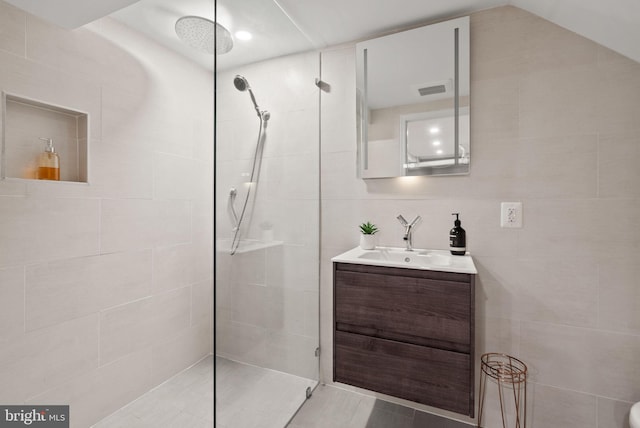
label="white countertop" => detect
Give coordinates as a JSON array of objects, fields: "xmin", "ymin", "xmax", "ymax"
[{"xmin": 331, "ymin": 246, "xmax": 477, "ymax": 274}]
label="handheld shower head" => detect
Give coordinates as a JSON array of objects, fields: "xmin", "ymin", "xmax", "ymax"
[
  {"xmin": 233, "ymin": 75, "xmax": 269, "ymax": 121},
  {"xmin": 233, "ymin": 75, "xmax": 250, "ymax": 92}
]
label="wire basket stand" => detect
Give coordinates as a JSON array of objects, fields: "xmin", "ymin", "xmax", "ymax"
[{"xmin": 477, "ymin": 353, "xmax": 528, "ymax": 428}]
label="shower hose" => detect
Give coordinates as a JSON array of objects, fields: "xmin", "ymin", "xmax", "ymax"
[{"xmin": 229, "ymin": 113, "xmax": 268, "ymax": 255}]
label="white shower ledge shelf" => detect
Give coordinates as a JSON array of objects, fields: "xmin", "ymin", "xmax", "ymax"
[{"xmin": 216, "ymin": 239, "xmax": 284, "ymax": 254}]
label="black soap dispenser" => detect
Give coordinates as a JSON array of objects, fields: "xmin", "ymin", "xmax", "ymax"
[{"xmin": 449, "ymin": 213, "xmax": 466, "ymax": 256}]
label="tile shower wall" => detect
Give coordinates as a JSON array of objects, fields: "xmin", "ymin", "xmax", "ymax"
[
  {"xmin": 320, "ymin": 6, "xmax": 640, "ymax": 428},
  {"xmin": 0, "ymin": 1, "xmax": 213, "ymax": 427},
  {"xmin": 215, "ymin": 52, "xmax": 320, "ymax": 380}
]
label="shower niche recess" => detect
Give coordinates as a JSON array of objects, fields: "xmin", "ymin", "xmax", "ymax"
[{"xmin": 1, "ymin": 92, "xmax": 89, "ymax": 183}]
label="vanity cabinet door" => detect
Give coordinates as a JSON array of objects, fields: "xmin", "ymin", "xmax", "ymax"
[
  {"xmin": 335, "ymin": 331, "xmax": 472, "ymax": 416},
  {"xmin": 335, "ymin": 267, "xmax": 471, "ymax": 351}
]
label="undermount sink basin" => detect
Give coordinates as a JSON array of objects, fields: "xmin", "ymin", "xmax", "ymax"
[{"xmin": 332, "ymin": 246, "xmax": 477, "ymax": 274}]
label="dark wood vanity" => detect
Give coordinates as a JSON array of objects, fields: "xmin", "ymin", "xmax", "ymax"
[{"xmin": 333, "ymin": 262, "xmax": 475, "ymax": 417}]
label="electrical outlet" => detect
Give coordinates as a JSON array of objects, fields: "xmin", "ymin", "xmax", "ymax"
[{"xmin": 501, "ymin": 202, "xmax": 523, "ymax": 228}]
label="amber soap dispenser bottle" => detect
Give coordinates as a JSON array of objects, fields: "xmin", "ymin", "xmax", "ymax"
[
  {"xmin": 37, "ymin": 137, "xmax": 60, "ymax": 181},
  {"xmin": 449, "ymin": 213, "xmax": 466, "ymax": 255}
]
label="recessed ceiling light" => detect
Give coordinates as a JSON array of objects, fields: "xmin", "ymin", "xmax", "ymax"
[
  {"xmin": 432, "ymin": 140, "xmax": 441, "ymax": 146},
  {"xmin": 235, "ymin": 31, "xmax": 252, "ymax": 41},
  {"xmin": 429, "ymin": 126, "xmax": 440, "ymax": 135},
  {"xmin": 436, "ymin": 150, "xmax": 443, "ymax": 155}
]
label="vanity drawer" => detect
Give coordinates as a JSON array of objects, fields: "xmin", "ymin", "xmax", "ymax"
[
  {"xmin": 335, "ymin": 268, "xmax": 471, "ymax": 350},
  {"xmin": 334, "ymin": 331, "xmax": 472, "ymax": 416}
]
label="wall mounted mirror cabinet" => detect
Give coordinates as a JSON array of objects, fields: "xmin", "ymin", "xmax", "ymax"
[{"xmin": 356, "ymin": 16, "xmax": 470, "ymax": 178}]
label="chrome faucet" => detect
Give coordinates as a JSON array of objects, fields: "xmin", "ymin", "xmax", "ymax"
[{"xmin": 397, "ymin": 215, "xmax": 422, "ymax": 251}]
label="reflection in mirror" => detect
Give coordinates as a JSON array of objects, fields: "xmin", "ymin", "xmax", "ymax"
[
  {"xmin": 402, "ymin": 107, "xmax": 470, "ymax": 175},
  {"xmin": 357, "ymin": 16, "xmax": 470, "ymax": 178}
]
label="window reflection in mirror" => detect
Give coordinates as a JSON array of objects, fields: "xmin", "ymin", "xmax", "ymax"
[{"xmin": 357, "ymin": 16, "xmax": 470, "ymax": 178}]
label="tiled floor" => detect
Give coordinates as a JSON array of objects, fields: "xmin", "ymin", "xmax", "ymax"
[
  {"xmin": 93, "ymin": 356, "xmax": 214, "ymax": 427},
  {"xmin": 288, "ymin": 384, "xmax": 473, "ymax": 428},
  {"xmin": 216, "ymin": 357, "xmax": 317, "ymax": 428}
]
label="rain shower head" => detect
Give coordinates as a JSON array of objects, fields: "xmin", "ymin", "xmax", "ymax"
[{"xmin": 175, "ymin": 16, "xmax": 233, "ymax": 55}]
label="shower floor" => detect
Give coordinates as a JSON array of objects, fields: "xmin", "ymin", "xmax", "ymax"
[
  {"xmin": 92, "ymin": 355, "xmax": 214, "ymax": 427},
  {"xmin": 93, "ymin": 355, "xmax": 314, "ymax": 427},
  {"xmin": 216, "ymin": 356, "xmax": 316, "ymax": 428}
]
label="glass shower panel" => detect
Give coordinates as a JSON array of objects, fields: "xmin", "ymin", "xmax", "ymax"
[{"xmin": 215, "ymin": 51, "xmax": 320, "ymax": 425}]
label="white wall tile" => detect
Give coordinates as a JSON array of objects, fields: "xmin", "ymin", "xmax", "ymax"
[
  {"xmin": 229, "ymin": 247, "xmax": 266, "ymax": 286},
  {"xmin": 0, "ymin": 179, "xmax": 27, "ymax": 196},
  {"xmin": 153, "ymin": 200, "xmax": 192, "ymax": 248},
  {"xmin": 100, "ymin": 199, "xmax": 191, "ymax": 253},
  {"xmin": 148, "ymin": 286, "xmax": 192, "ymax": 345},
  {"xmin": 153, "ymin": 152, "xmax": 195, "ymax": 200},
  {"xmin": 153, "ymin": 243, "xmax": 194, "ymax": 292},
  {"xmin": 597, "ymin": 397, "xmax": 633, "ymax": 428},
  {"xmin": 520, "ymin": 321, "xmax": 640, "ymax": 402},
  {"xmin": 101, "ymin": 285, "xmax": 195, "ymax": 366},
  {"xmin": 26, "ymin": 260, "xmax": 101, "ymax": 332},
  {"xmin": 23, "ymin": 314, "xmax": 100, "ymax": 400},
  {"xmin": 26, "ymin": 16, "xmax": 147, "ymax": 91},
  {"xmin": 476, "ymin": 316, "xmax": 520, "ymax": 357},
  {"xmin": 596, "ymin": 198, "xmax": 640, "ymax": 258},
  {"xmin": 0, "ymin": 266, "xmax": 24, "ymax": 339},
  {"xmin": 215, "ymin": 319, "xmax": 268, "ymax": 368},
  {"xmin": 320, "ymin": 151, "xmax": 368, "ymax": 200},
  {"xmin": 265, "ymin": 244, "xmax": 319, "ymax": 291},
  {"xmin": 515, "ymin": 258, "xmax": 599, "ymax": 328},
  {"xmin": 100, "ymin": 297, "xmax": 153, "ymax": 365},
  {"xmin": 0, "ymin": 2, "xmax": 25, "ymax": 57},
  {"xmin": 519, "ymin": 66, "xmax": 599, "ymax": 139},
  {"xmin": 598, "ymin": 132, "xmax": 640, "ymax": 198},
  {"xmin": 89, "ymin": 137, "xmax": 153, "ymax": 199},
  {"xmin": 151, "ymin": 323, "xmax": 210, "ymax": 386},
  {"xmin": 0, "ymin": 196, "xmax": 100, "ymax": 267},
  {"xmin": 596, "ymin": 49, "xmax": 640, "ymax": 135},
  {"xmin": 513, "ymin": 134, "xmax": 598, "ymax": 198},
  {"xmin": 263, "ymin": 154, "xmax": 319, "ymax": 201},
  {"xmin": 0, "ymin": 359, "xmax": 29, "ymax": 403},
  {"xmin": 471, "ymin": 6, "xmax": 528, "ymax": 66},
  {"xmin": 517, "ymin": 199, "xmax": 601, "ymax": 259},
  {"xmin": 264, "ymin": 330, "xmax": 319, "ymax": 380},
  {"xmin": 470, "ymin": 77, "xmax": 519, "ymax": 140},
  {"xmin": 100, "ymin": 198, "xmax": 157, "ymax": 252},
  {"xmin": 529, "ymin": 383, "xmax": 596, "ymax": 428},
  {"xmin": 474, "ymin": 256, "xmax": 521, "ymax": 320},
  {"xmin": 522, "ymin": 13, "xmax": 598, "ymax": 73},
  {"xmin": 191, "ymin": 239, "xmax": 214, "ymax": 285},
  {"xmin": 598, "ymin": 256, "xmax": 640, "ymax": 335},
  {"xmin": 264, "ymin": 109, "xmax": 319, "ymax": 158},
  {"xmin": 27, "ymin": 348, "xmax": 153, "ymax": 428},
  {"xmin": 191, "ymin": 279, "xmax": 213, "ymax": 327},
  {"xmin": 25, "ymin": 250, "xmax": 152, "ymax": 331}
]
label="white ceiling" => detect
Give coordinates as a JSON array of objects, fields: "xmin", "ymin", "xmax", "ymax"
[
  {"xmin": 6, "ymin": 0, "xmax": 640, "ymax": 69},
  {"xmin": 3, "ymin": 0, "xmax": 140, "ymax": 29}
]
